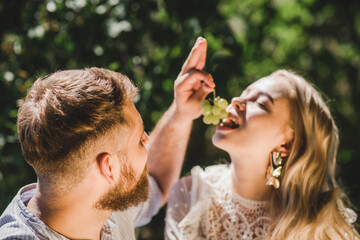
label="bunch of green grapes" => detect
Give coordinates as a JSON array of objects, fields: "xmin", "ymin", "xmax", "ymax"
[{"xmin": 200, "ymin": 91, "xmax": 229, "ymax": 125}]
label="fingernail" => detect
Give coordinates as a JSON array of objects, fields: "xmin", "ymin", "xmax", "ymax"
[
  {"xmin": 205, "ymin": 86, "xmax": 214, "ymax": 92},
  {"xmin": 195, "ymin": 39, "xmax": 201, "ymax": 47},
  {"xmin": 204, "ymin": 84, "xmax": 214, "ymax": 90},
  {"xmin": 195, "ymin": 37, "xmax": 205, "ymax": 46}
]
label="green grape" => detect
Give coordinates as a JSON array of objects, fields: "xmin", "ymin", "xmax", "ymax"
[
  {"xmin": 200, "ymin": 100, "xmax": 210, "ymax": 108},
  {"xmin": 203, "ymin": 114, "xmax": 213, "ymax": 125},
  {"xmin": 217, "ymin": 98, "xmax": 228, "ymax": 109},
  {"xmin": 219, "ymin": 110, "xmax": 228, "ymax": 119},
  {"xmin": 200, "ymin": 89, "xmax": 229, "ymax": 125},
  {"xmin": 212, "ymin": 105, "xmax": 221, "ymax": 115},
  {"xmin": 202, "ymin": 105, "xmax": 212, "ymax": 116},
  {"xmin": 210, "ymin": 115, "xmax": 220, "ymax": 125}
]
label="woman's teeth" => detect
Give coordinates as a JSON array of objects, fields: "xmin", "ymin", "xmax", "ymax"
[{"xmin": 220, "ymin": 118, "xmax": 239, "ymax": 128}]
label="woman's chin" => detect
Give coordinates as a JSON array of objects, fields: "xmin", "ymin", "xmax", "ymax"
[
  {"xmin": 212, "ymin": 132, "xmax": 243, "ymax": 154},
  {"xmin": 212, "ymin": 133, "xmax": 229, "ymax": 151}
]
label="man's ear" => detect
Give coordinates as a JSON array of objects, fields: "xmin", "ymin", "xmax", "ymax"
[{"xmin": 96, "ymin": 152, "xmax": 115, "ymax": 185}]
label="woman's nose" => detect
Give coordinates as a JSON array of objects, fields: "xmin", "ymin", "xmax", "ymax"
[
  {"xmin": 225, "ymin": 103, "xmax": 233, "ymax": 113},
  {"xmin": 229, "ymin": 97, "xmax": 246, "ymax": 113}
]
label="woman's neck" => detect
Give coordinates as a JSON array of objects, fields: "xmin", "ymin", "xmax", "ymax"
[{"xmin": 229, "ymin": 153, "xmax": 271, "ymax": 201}]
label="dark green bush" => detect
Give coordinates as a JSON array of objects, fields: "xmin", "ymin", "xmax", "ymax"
[{"xmin": 1, "ymin": 0, "xmax": 359, "ymax": 238}]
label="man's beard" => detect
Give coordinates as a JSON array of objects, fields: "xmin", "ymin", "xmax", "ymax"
[{"xmin": 94, "ymin": 164, "xmax": 149, "ymax": 211}]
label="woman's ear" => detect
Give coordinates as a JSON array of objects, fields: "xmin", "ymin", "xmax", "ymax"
[
  {"xmin": 279, "ymin": 126, "xmax": 294, "ymax": 157},
  {"xmin": 278, "ymin": 143, "xmax": 292, "ymax": 158},
  {"xmin": 96, "ymin": 152, "xmax": 115, "ymax": 185}
]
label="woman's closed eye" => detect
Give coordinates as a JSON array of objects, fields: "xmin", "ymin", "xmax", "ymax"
[{"xmin": 256, "ymin": 100, "xmax": 269, "ymax": 111}]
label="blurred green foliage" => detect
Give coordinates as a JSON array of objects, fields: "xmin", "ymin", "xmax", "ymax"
[{"xmin": 1, "ymin": 0, "xmax": 359, "ymax": 238}]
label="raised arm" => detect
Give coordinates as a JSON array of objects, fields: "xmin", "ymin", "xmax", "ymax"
[{"xmin": 146, "ymin": 37, "xmax": 215, "ymax": 205}]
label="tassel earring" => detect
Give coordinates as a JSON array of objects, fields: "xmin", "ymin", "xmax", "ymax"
[{"xmin": 266, "ymin": 152, "xmax": 283, "ymax": 189}]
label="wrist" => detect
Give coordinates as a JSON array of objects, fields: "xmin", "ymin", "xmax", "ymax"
[{"xmin": 168, "ymin": 102, "xmax": 194, "ymax": 125}]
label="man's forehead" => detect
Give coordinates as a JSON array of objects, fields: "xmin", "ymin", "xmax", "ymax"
[{"xmin": 123, "ymin": 101, "xmax": 144, "ymax": 131}]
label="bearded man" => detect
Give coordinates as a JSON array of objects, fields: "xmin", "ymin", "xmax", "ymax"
[{"xmin": 0, "ymin": 37, "xmax": 214, "ymax": 239}]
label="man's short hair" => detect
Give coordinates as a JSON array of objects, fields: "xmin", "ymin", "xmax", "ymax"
[{"xmin": 17, "ymin": 67, "xmax": 138, "ymax": 186}]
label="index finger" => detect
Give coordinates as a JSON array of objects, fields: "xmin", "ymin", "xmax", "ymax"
[{"xmin": 181, "ymin": 37, "xmax": 207, "ymax": 74}]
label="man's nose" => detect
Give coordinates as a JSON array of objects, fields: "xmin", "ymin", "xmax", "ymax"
[{"xmin": 143, "ymin": 132, "xmax": 149, "ymax": 145}]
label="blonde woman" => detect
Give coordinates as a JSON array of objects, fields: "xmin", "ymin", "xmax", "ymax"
[{"xmin": 165, "ymin": 69, "xmax": 359, "ymax": 239}]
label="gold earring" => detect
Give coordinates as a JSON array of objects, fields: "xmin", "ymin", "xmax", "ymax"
[{"xmin": 266, "ymin": 152, "xmax": 283, "ymax": 189}]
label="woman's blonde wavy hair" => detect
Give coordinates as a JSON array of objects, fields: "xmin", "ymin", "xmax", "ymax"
[{"xmin": 267, "ymin": 70, "xmax": 359, "ymax": 239}]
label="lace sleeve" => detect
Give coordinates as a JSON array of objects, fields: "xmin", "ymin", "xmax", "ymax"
[{"xmin": 165, "ymin": 176, "xmax": 192, "ymax": 240}]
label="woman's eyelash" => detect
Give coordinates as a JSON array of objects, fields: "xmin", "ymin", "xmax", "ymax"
[
  {"xmin": 256, "ymin": 101, "xmax": 268, "ymax": 110},
  {"xmin": 257, "ymin": 101, "xmax": 264, "ymax": 107}
]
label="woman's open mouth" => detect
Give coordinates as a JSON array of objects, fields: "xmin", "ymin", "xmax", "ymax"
[{"xmin": 217, "ymin": 115, "xmax": 240, "ymax": 130}]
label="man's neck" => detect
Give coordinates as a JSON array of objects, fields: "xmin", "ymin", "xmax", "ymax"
[{"xmin": 27, "ymin": 183, "xmax": 111, "ymax": 240}]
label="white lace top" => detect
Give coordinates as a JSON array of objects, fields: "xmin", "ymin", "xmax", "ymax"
[
  {"xmin": 165, "ymin": 164, "xmax": 358, "ymax": 240},
  {"xmin": 165, "ymin": 164, "xmax": 271, "ymax": 240}
]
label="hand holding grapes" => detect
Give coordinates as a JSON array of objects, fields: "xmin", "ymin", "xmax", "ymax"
[{"xmin": 173, "ymin": 37, "xmax": 215, "ymax": 121}]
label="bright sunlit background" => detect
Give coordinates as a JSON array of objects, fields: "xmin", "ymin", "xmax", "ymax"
[{"xmin": 1, "ymin": 0, "xmax": 360, "ymax": 238}]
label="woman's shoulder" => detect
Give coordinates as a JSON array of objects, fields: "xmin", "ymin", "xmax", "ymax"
[
  {"xmin": 188, "ymin": 164, "xmax": 230, "ymax": 184},
  {"xmin": 179, "ymin": 164, "xmax": 231, "ymax": 200},
  {"xmin": 165, "ymin": 165, "xmax": 231, "ymax": 240},
  {"xmin": 175, "ymin": 164, "xmax": 231, "ymax": 193},
  {"xmin": 190, "ymin": 164, "xmax": 231, "ymax": 177},
  {"xmin": 169, "ymin": 164, "xmax": 232, "ymax": 206}
]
